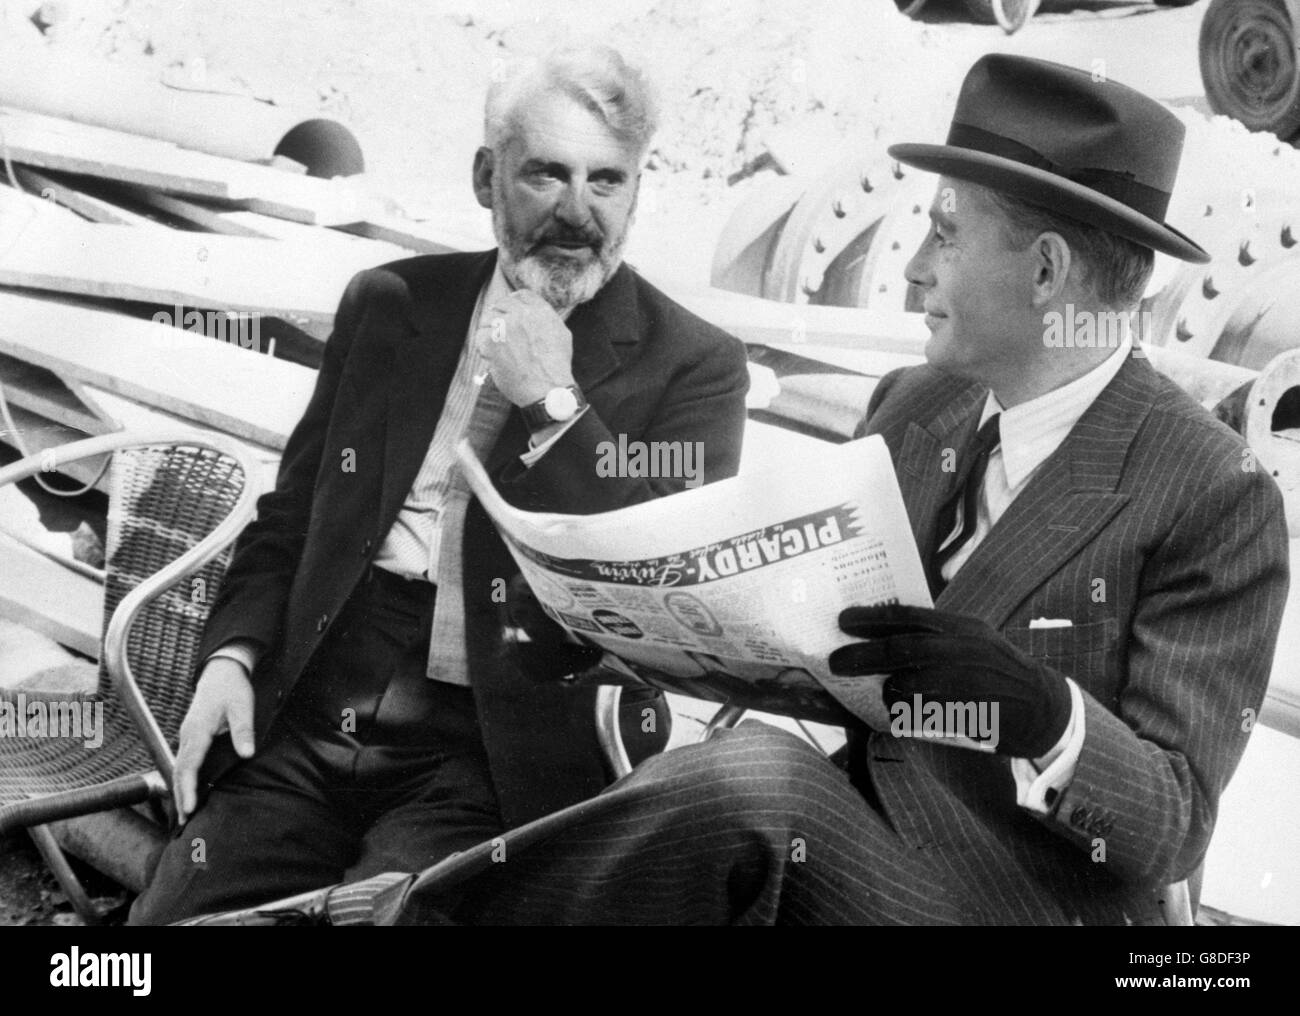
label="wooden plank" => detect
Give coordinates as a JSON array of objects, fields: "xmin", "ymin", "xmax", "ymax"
[
  {"xmin": 84, "ymin": 387, "xmax": 281, "ymax": 492},
  {"xmin": 0, "ymin": 351, "xmax": 120, "ymax": 435},
  {"xmin": 10, "ymin": 166, "xmax": 166, "ymax": 228},
  {"xmin": 0, "ymin": 533, "xmax": 101, "ymax": 658},
  {"xmin": 0, "ymin": 291, "xmax": 313, "ymax": 450},
  {"xmin": 337, "ymin": 214, "xmax": 489, "ymax": 255},
  {"xmin": 118, "ymin": 186, "xmax": 415, "ymax": 265},
  {"xmin": 0, "ymin": 616, "xmax": 89, "ymax": 692},
  {"xmin": 0, "ymin": 107, "xmax": 374, "ymax": 226},
  {"xmin": 117, "ymin": 187, "xmax": 281, "ymax": 238},
  {"xmin": 0, "ymin": 187, "xmax": 380, "ymax": 331}
]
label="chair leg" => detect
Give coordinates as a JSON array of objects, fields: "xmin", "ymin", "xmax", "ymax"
[{"xmin": 27, "ymin": 824, "xmax": 102, "ymax": 925}]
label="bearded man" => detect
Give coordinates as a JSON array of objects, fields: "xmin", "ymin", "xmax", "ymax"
[{"xmin": 129, "ymin": 44, "xmax": 749, "ymax": 924}]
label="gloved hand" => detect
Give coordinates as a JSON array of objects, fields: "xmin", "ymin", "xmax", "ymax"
[
  {"xmin": 828, "ymin": 605, "xmax": 1072, "ymax": 758},
  {"xmin": 504, "ymin": 574, "xmax": 603, "ymax": 681}
]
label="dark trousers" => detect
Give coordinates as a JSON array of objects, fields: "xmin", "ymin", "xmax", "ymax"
[{"xmin": 130, "ymin": 567, "xmax": 503, "ymax": 926}]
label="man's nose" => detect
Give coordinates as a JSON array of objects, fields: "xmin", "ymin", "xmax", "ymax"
[
  {"xmin": 904, "ymin": 242, "xmax": 931, "ymax": 290},
  {"xmin": 554, "ymin": 184, "xmax": 593, "ymax": 229}
]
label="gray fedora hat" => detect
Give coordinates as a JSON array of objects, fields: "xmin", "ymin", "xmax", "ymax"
[{"xmin": 889, "ymin": 54, "xmax": 1210, "ymax": 263}]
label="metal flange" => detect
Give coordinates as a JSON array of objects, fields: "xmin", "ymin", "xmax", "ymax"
[
  {"xmin": 1213, "ymin": 256, "xmax": 1300, "ymax": 368},
  {"xmin": 818, "ymin": 171, "xmax": 932, "ymax": 312},
  {"xmin": 761, "ymin": 153, "xmax": 917, "ymax": 304},
  {"xmin": 710, "ymin": 176, "xmax": 806, "ymax": 297},
  {"xmin": 1243, "ymin": 347, "xmax": 1300, "ymax": 533},
  {"xmin": 1144, "ymin": 186, "xmax": 1300, "ymax": 362}
]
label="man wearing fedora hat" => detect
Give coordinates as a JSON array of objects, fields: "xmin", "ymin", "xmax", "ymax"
[{"xmin": 324, "ymin": 55, "xmax": 1289, "ymax": 927}]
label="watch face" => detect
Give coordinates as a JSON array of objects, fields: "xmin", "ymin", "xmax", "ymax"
[{"xmin": 544, "ymin": 387, "xmax": 580, "ymax": 421}]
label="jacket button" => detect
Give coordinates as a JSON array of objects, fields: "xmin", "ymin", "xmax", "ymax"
[
  {"xmin": 316, "ymin": 613, "xmax": 329, "ymax": 632},
  {"xmin": 360, "ymin": 538, "xmax": 373, "ymax": 556}
]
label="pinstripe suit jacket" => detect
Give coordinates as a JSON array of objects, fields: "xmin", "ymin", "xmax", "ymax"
[{"xmin": 857, "ymin": 353, "xmax": 1289, "ymax": 924}]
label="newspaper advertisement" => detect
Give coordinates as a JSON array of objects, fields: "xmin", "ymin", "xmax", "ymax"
[{"xmin": 456, "ymin": 436, "xmax": 933, "ymax": 730}]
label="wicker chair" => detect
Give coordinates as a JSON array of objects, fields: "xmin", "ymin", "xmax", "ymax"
[{"xmin": 0, "ymin": 428, "xmax": 262, "ymax": 922}]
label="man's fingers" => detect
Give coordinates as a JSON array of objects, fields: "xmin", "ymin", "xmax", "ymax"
[
  {"xmin": 172, "ymin": 722, "xmax": 212, "ymax": 823},
  {"xmin": 828, "ymin": 633, "xmax": 987, "ymax": 675},
  {"xmin": 838, "ymin": 605, "xmax": 989, "ymax": 640},
  {"xmin": 226, "ymin": 695, "xmax": 255, "ymax": 758},
  {"xmin": 879, "ymin": 668, "xmax": 970, "ymax": 706},
  {"xmin": 838, "ymin": 604, "xmax": 945, "ymax": 639}
]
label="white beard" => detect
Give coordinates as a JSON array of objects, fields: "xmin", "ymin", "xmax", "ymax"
[{"xmin": 491, "ymin": 199, "xmax": 629, "ymax": 311}]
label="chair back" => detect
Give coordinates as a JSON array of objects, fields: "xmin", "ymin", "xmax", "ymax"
[{"xmin": 97, "ymin": 444, "xmax": 247, "ymax": 746}]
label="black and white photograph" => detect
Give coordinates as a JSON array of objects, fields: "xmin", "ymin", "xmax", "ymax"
[{"xmin": 0, "ymin": 0, "xmax": 1295, "ymax": 974}]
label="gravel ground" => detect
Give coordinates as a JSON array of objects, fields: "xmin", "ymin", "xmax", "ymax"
[{"xmin": 0, "ymin": 831, "xmax": 129, "ymax": 926}]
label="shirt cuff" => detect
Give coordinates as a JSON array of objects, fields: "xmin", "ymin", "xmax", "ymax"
[
  {"xmin": 1011, "ymin": 677, "xmax": 1085, "ymax": 816},
  {"xmin": 206, "ymin": 639, "xmax": 260, "ymax": 678},
  {"xmin": 519, "ymin": 406, "xmax": 589, "ymax": 468}
]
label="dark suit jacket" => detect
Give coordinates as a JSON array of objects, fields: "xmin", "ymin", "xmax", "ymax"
[
  {"xmin": 856, "ymin": 353, "xmax": 1289, "ymax": 924},
  {"xmin": 197, "ymin": 250, "xmax": 750, "ymax": 827}
]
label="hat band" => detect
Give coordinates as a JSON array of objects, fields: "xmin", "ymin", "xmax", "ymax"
[{"xmin": 947, "ymin": 122, "xmax": 1171, "ymax": 222}]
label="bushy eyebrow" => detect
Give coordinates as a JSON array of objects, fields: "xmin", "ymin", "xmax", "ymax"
[
  {"xmin": 520, "ymin": 158, "xmax": 569, "ymax": 177},
  {"xmin": 518, "ymin": 159, "xmax": 629, "ymax": 184}
]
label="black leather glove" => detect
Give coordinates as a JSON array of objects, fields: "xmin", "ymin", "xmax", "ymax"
[
  {"xmin": 828, "ymin": 605, "xmax": 1072, "ymax": 758},
  {"xmin": 504, "ymin": 574, "xmax": 604, "ymax": 682}
]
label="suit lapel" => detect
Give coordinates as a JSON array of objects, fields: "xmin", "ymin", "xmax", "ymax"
[
  {"xmin": 937, "ymin": 356, "xmax": 1158, "ymax": 625},
  {"xmin": 893, "ymin": 388, "xmax": 986, "ymax": 559},
  {"xmin": 380, "ymin": 251, "xmax": 495, "ymax": 528}
]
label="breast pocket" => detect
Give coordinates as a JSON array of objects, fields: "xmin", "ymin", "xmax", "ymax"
[{"xmin": 1002, "ymin": 618, "xmax": 1119, "ymax": 689}]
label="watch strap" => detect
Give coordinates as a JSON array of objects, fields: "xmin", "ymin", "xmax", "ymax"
[{"xmin": 521, "ymin": 385, "xmax": 586, "ymax": 431}]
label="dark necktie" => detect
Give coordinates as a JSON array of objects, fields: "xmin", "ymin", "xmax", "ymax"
[{"xmin": 929, "ymin": 413, "xmax": 1002, "ymax": 596}]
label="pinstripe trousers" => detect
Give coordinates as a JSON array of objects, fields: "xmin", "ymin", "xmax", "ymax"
[{"xmin": 366, "ymin": 723, "xmax": 1071, "ymax": 926}]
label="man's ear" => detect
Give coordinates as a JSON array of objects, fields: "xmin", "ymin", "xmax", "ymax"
[
  {"xmin": 1030, "ymin": 231, "xmax": 1072, "ymax": 308},
  {"xmin": 472, "ymin": 147, "xmax": 494, "ymax": 210}
]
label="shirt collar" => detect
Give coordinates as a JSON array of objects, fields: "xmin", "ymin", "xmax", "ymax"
[{"xmin": 980, "ymin": 333, "xmax": 1133, "ymax": 490}]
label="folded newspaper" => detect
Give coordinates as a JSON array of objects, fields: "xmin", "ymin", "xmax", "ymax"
[{"xmin": 456, "ymin": 436, "xmax": 932, "ymax": 730}]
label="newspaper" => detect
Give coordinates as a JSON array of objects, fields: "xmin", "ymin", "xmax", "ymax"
[{"xmin": 456, "ymin": 436, "xmax": 932, "ymax": 730}]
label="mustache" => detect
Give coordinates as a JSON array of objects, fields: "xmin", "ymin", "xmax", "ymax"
[{"xmin": 528, "ymin": 225, "xmax": 603, "ymax": 253}]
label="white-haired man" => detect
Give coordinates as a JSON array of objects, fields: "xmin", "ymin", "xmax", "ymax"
[{"xmin": 130, "ymin": 45, "xmax": 749, "ymax": 924}]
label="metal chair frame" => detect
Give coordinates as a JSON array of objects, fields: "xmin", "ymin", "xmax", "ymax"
[{"xmin": 0, "ymin": 427, "xmax": 262, "ymax": 922}]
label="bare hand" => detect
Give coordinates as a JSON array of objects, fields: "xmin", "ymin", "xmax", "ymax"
[
  {"xmin": 477, "ymin": 289, "xmax": 576, "ymax": 407},
  {"xmin": 173, "ymin": 657, "xmax": 255, "ymax": 823}
]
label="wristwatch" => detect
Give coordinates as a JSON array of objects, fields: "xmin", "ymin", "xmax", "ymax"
[{"xmin": 521, "ymin": 385, "xmax": 587, "ymax": 431}]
